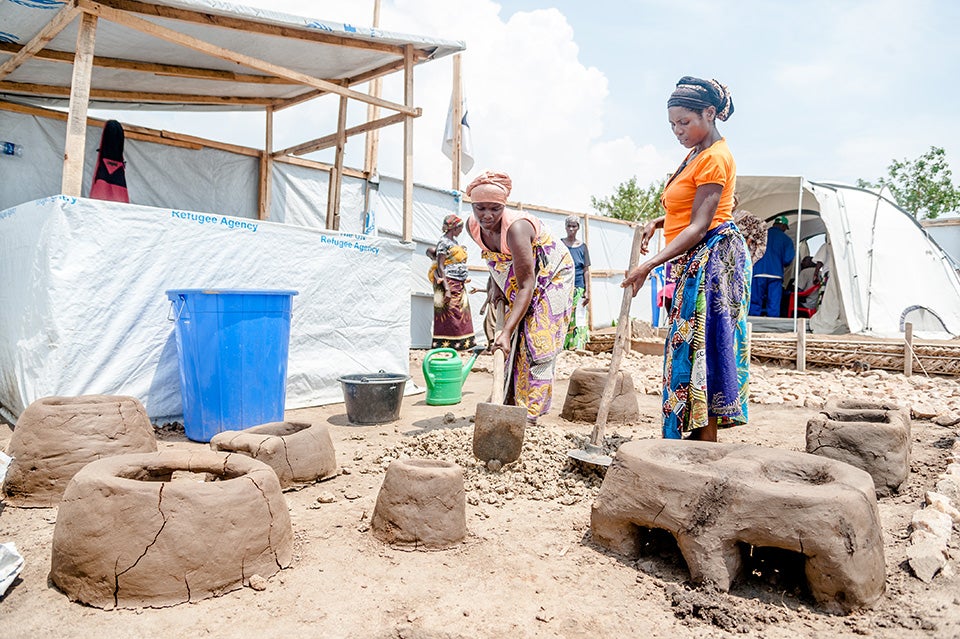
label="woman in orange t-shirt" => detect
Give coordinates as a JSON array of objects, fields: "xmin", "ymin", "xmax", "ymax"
[{"xmin": 622, "ymin": 76, "xmax": 752, "ymax": 442}]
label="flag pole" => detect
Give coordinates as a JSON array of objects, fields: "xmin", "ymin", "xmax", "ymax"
[{"xmin": 451, "ymin": 53, "xmax": 463, "ymax": 191}]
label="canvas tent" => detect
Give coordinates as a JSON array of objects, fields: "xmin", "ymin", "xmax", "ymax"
[
  {"xmin": 0, "ymin": 0, "xmax": 465, "ymax": 421},
  {"xmin": 736, "ymin": 176, "xmax": 960, "ymax": 339}
]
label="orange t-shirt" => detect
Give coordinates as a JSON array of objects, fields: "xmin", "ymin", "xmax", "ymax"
[{"xmin": 661, "ymin": 138, "xmax": 736, "ymax": 245}]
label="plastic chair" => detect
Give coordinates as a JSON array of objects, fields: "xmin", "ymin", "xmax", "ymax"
[{"xmin": 787, "ymin": 278, "xmax": 823, "ymax": 318}]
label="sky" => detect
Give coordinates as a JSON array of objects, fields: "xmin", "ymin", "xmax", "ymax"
[{"xmin": 93, "ymin": 0, "xmax": 960, "ymax": 213}]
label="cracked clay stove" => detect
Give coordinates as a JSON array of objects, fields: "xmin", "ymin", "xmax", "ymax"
[
  {"xmin": 49, "ymin": 450, "xmax": 292, "ymax": 608},
  {"xmin": 2, "ymin": 395, "xmax": 157, "ymax": 507}
]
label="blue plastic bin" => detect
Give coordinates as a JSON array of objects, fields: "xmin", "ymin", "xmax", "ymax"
[{"xmin": 166, "ymin": 289, "xmax": 298, "ymax": 442}]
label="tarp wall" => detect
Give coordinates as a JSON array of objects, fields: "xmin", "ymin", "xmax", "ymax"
[
  {"xmin": 0, "ymin": 109, "xmax": 656, "ymax": 360},
  {"xmin": 0, "ymin": 196, "xmax": 412, "ymax": 421}
]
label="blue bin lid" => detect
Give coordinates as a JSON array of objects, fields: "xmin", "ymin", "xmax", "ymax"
[{"xmin": 166, "ymin": 288, "xmax": 298, "ymax": 299}]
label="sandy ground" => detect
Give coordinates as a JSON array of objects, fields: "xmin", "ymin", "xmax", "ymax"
[{"xmin": 1, "ymin": 349, "xmax": 959, "ymax": 639}]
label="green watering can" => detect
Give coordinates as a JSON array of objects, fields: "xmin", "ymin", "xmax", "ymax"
[{"xmin": 422, "ymin": 347, "xmax": 481, "ymax": 406}]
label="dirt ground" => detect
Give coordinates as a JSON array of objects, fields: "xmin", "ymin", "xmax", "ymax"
[{"xmin": 1, "ymin": 349, "xmax": 958, "ymax": 639}]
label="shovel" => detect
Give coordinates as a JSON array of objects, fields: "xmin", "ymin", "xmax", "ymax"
[
  {"xmin": 473, "ymin": 307, "xmax": 527, "ymax": 469},
  {"xmin": 568, "ymin": 223, "xmax": 644, "ymax": 468}
]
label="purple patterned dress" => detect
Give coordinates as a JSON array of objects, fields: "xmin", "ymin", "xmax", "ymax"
[{"xmin": 468, "ymin": 211, "xmax": 574, "ymax": 420}]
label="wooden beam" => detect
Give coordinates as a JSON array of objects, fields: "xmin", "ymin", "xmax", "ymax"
[
  {"xmin": 362, "ymin": 0, "xmax": 383, "ymax": 179},
  {"xmin": 0, "ymin": 43, "xmax": 295, "ymax": 85},
  {"xmin": 93, "ymin": 0, "xmax": 424, "ymax": 58},
  {"xmin": 273, "ymin": 154, "xmax": 365, "ymax": 180},
  {"xmin": 258, "ymin": 107, "xmax": 273, "ymax": 221},
  {"xmin": 77, "ymin": 0, "xmax": 419, "ymax": 115},
  {"xmin": 797, "ymin": 317, "xmax": 807, "ymax": 372},
  {"xmin": 270, "ymin": 59, "xmax": 406, "ymax": 111},
  {"xmin": 904, "ymin": 322, "xmax": 914, "ymax": 377},
  {"xmin": 274, "ymin": 111, "xmax": 409, "ymax": 158},
  {"xmin": 326, "ymin": 94, "xmax": 348, "ymax": 231},
  {"xmin": 0, "ymin": 81, "xmax": 276, "ymax": 106},
  {"xmin": 402, "ymin": 44, "xmax": 414, "ymax": 242},
  {"xmin": 450, "ymin": 53, "xmax": 462, "ymax": 191},
  {"xmin": 62, "ymin": 12, "xmax": 98, "ymax": 197},
  {"xmin": 0, "ymin": 1, "xmax": 80, "ymax": 81}
]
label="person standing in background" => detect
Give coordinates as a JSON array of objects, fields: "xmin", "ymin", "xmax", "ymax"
[
  {"xmin": 749, "ymin": 215, "xmax": 795, "ymax": 316},
  {"xmin": 427, "ymin": 214, "xmax": 476, "ymax": 350},
  {"xmin": 561, "ymin": 215, "xmax": 591, "ymax": 350}
]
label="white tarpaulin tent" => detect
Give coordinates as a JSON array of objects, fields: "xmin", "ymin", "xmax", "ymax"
[
  {"xmin": 736, "ymin": 176, "xmax": 960, "ymax": 338},
  {"xmin": 0, "ymin": 196, "xmax": 412, "ymax": 421}
]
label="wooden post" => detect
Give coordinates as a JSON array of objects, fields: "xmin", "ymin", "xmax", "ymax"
[
  {"xmin": 904, "ymin": 321, "xmax": 913, "ymax": 377},
  {"xmin": 362, "ymin": 0, "xmax": 382, "ymax": 177},
  {"xmin": 450, "ymin": 53, "xmax": 463, "ymax": 191},
  {"xmin": 401, "ymin": 44, "xmax": 414, "ymax": 242},
  {"xmin": 258, "ymin": 106, "xmax": 273, "ymax": 221},
  {"xmin": 583, "ymin": 214, "xmax": 593, "ymax": 331},
  {"xmin": 326, "ymin": 94, "xmax": 348, "ymax": 230},
  {"xmin": 797, "ymin": 317, "xmax": 807, "ymax": 372},
  {"xmin": 61, "ymin": 12, "xmax": 98, "ymax": 196}
]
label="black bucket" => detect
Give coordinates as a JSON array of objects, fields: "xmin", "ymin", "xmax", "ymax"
[{"xmin": 338, "ymin": 372, "xmax": 410, "ymax": 425}]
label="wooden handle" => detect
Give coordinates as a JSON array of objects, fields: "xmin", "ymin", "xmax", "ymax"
[
  {"xmin": 591, "ymin": 223, "xmax": 645, "ymax": 445},
  {"xmin": 491, "ymin": 340, "xmax": 506, "ymax": 405}
]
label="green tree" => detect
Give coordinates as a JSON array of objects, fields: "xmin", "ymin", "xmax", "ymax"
[
  {"xmin": 590, "ymin": 176, "xmax": 666, "ymax": 223},
  {"xmin": 857, "ymin": 146, "xmax": 960, "ymax": 220}
]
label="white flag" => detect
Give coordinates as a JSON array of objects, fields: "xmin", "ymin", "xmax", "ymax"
[{"xmin": 442, "ymin": 91, "xmax": 475, "ymax": 174}]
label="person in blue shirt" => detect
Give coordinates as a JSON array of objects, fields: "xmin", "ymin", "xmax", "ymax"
[{"xmin": 749, "ymin": 215, "xmax": 795, "ymax": 316}]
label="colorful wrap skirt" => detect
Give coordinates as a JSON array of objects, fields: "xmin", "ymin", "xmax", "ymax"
[
  {"xmin": 564, "ymin": 287, "xmax": 589, "ymax": 350},
  {"xmin": 429, "ymin": 257, "xmax": 476, "ymax": 350},
  {"xmin": 662, "ymin": 222, "xmax": 752, "ymax": 439}
]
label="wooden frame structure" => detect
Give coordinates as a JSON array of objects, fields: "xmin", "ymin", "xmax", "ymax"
[{"xmin": 0, "ymin": 0, "xmax": 464, "ymax": 240}]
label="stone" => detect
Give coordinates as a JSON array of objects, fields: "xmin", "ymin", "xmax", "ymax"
[
  {"xmin": 591, "ymin": 440, "xmax": 885, "ymax": 613},
  {"xmin": 935, "ymin": 476, "xmax": 960, "ymax": 503},
  {"xmin": 806, "ymin": 398, "xmax": 911, "ymax": 497},
  {"xmin": 911, "ymin": 403, "xmax": 939, "ymax": 420},
  {"xmin": 209, "ymin": 421, "xmax": 337, "ymax": 488},
  {"xmin": 925, "ymin": 492, "xmax": 960, "ymax": 526},
  {"xmin": 371, "ymin": 458, "xmax": 466, "ymax": 550},
  {"xmin": 934, "ymin": 413, "xmax": 960, "ymax": 428},
  {"xmin": 559, "ymin": 367, "xmax": 640, "ymax": 424},
  {"xmin": 3, "ymin": 395, "xmax": 157, "ymax": 507},
  {"xmin": 248, "ymin": 574, "xmax": 268, "ymax": 591},
  {"xmin": 907, "ymin": 540, "xmax": 948, "ymax": 583},
  {"xmin": 50, "ymin": 450, "xmax": 292, "ymax": 608}
]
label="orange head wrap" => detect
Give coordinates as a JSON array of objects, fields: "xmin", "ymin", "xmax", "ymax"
[{"xmin": 466, "ymin": 171, "xmax": 512, "ymax": 204}]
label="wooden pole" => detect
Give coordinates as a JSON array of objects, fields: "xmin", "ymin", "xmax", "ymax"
[
  {"xmin": 326, "ymin": 94, "xmax": 348, "ymax": 230},
  {"xmin": 450, "ymin": 53, "xmax": 463, "ymax": 191},
  {"xmin": 258, "ymin": 106, "xmax": 273, "ymax": 220},
  {"xmin": 591, "ymin": 224, "xmax": 643, "ymax": 445},
  {"xmin": 583, "ymin": 214, "xmax": 593, "ymax": 331},
  {"xmin": 61, "ymin": 12, "xmax": 98, "ymax": 196},
  {"xmin": 362, "ymin": 0, "xmax": 382, "ymax": 177},
  {"xmin": 797, "ymin": 317, "xmax": 807, "ymax": 372},
  {"xmin": 402, "ymin": 44, "xmax": 414, "ymax": 242},
  {"xmin": 904, "ymin": 321, "xmax": 914, "ymax": 377}
]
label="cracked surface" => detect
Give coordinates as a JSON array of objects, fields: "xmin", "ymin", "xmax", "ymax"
[
  {"xmin": 2, "ymin": 395, "xmax": 157, "ymax": 506},
  {"xmin": 50, "ymin": 450, "xmax": 292, "ymax": 608}
]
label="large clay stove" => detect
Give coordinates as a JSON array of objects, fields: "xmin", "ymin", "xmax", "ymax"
[
  {"xmin": 591, "ymin": 440, "xmax": 885, "ymax": 613},
  {"xmin": 50, "ymin": 450, "xmax": 292, "ymax": 608}
]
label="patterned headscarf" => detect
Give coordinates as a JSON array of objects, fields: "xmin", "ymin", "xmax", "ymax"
[
  {"xmin": 466, "ymin": 171, "xmax": 512, "ymax": 204},
  {"xmin": 667, "ymin": 76, "xmax": 734, "ymax": 122},
  {"xmin": 442, "ymin": 214, "xmax": 462, "ymax": 231},
  {"xmin": 734, "ymin": 208, "xmax": 767, "ymax": 263}
]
